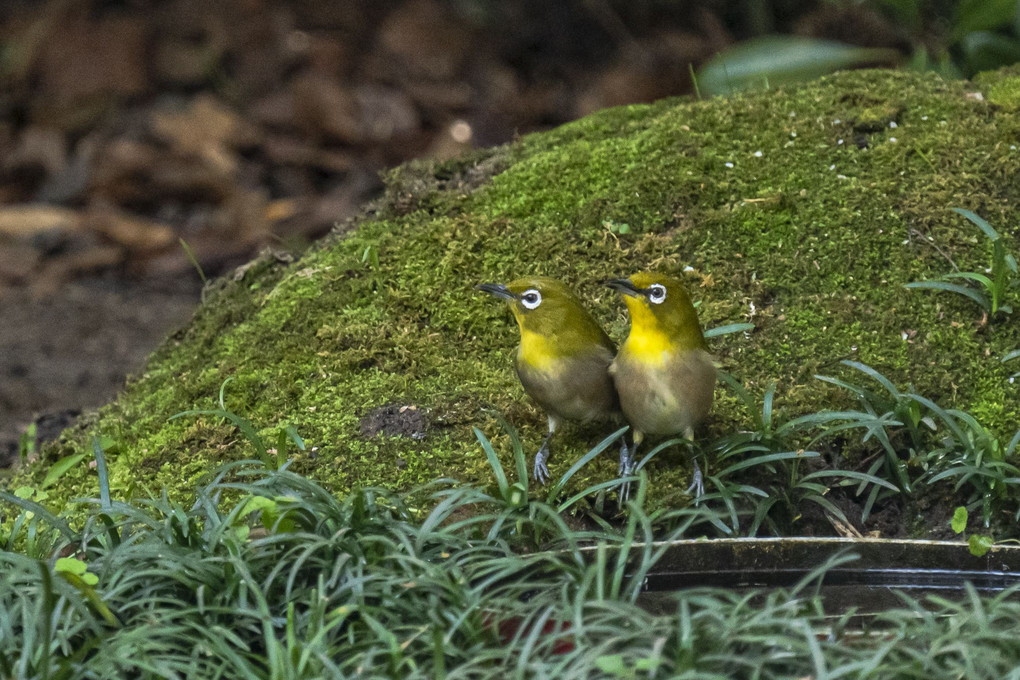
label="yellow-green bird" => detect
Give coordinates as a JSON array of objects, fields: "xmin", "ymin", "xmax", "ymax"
[
  {"xmin": 607, "ymin": 272, "xmax": 716, "ymax": 497},
  {"xmin": 477, "ymin": 277, "xmax": 620, "ymax": 483}
]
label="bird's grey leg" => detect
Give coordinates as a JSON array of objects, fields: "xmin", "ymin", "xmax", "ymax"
[
  {"xmin": 682, "ymin": 427, "xmax": 703, "ymax": 499},
  {"xmin": 685, "ymin": 456, "xmax": 704, "ymax": 500},
  {"xmin": 618, "ymin": 434, "xmax": 637, "ymax": 503},
  {"xmin": 533, "ymin": 415, "xmax": 559, "ymax": 484}
]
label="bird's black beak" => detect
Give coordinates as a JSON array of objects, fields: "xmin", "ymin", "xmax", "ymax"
[
  {"xmin": 606, "ymin": 278, "xmax": 642, "ymax": 297},
  {"xmin": 476, "ymin": 283, "xmax": 516, "ymax": 301}
]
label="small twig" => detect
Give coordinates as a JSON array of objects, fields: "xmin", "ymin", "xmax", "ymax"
[
  {"xmin": 909, "ymin": 228, "xmax": 959, "ymax": 272},
  {"xmin": 815, "ymin": 351, "xmax": 859, "ymax": 372},
  {"xmin": 827, "ymin": 512, "xmax": 864, "ymax": 538}
]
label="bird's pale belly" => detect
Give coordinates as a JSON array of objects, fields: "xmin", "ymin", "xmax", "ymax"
[
  {"xmin": 613, "ymin": 350, "xmax": 715, "ymax": 436},
  {"xmin": 515, "ymin": 351, "xmax": 617, "ymax": 423}
]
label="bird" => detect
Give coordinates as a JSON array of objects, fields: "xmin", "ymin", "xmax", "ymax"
[
  {"xmin": 477, "ymin": 277, "xmax": 620, "ymax": 484},
  {"xmin": 607, "ymin": 272, "xmax": 716, "ymax": 498}
]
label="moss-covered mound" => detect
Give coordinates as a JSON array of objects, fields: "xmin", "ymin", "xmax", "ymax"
[{"xmin": 12, "ymin": 68, "xmax": 1020, "ymax": 513}]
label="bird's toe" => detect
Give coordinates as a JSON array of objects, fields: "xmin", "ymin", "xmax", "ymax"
[{"xmin": 533, "ymin": 452, "xmax": 550, "ymax": 485}]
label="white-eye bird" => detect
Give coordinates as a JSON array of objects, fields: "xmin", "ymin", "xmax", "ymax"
[
  {"xmin": 607, "ymin": 272, "xmax": 716, "ymax": 497},
  {"xmin": 478, "ymin": 277, "xmax": 620, "ymax": 483}
]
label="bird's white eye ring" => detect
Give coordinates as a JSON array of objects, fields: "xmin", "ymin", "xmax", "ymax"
[
  {"xmin": 648, "ymin": 283, "xmax": 667, "ymax": 304},
  {"xmin": 520, "ymin": 289, "xmax": 542, "ymax": 310}
]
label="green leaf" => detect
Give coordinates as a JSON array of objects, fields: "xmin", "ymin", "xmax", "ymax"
[
  {"xmin": 474, "ymin": 426, "xmax": 508, "ymax": 497},
  {"xmin": 842, "ymin": 360, "xmax": 901, "ymax": 398},
  {"xmin": 717, "ymin": 450, "xmax": 818, "ymax": 477},
  {"xmin": 802, "ymin": 469, "xmax": 899, "ymax": 492},
  {"xmin": 56, "ymin": 569, "xmax": 118, "ymax": 626},
  {"xmin": 508, "ymin": 482, "xmax": 527, "ymax": 508},
  {"xmin": 636, "ymin": 656, "xmax": 661, "ymax": 671},
  {"xmin": 283, "ymin": 424, "xmax": 306, "ymax": 451},
  {"xmin": 1006, "ymin": 429, "xmax": 1020, "ymax": 457},
  {"xmin": 953, "ymin": 0, "xmax": 1017, "ymax": 41},
  {"xmin": 903, "ymin": 280, "xmax": 990, "ymax": 310},
  {"xmin": 41, "ymin": 453, "xmax": 86, "ymax": 490},
  {"xmin": 941, "ymin": 271, "xmax": 994, "ymax": 289},
  {"xmin": 953, "ymin": 207, "xmax": 1000, "ymax": 241},
  {"xmin": 595, "ymin": 654, "xmax": 627, "ymax": 675},
  {"xmin": 239, "ymin": 495, "xmax": 278, "ymax": 517},
  {"xmin": 603, "ymin": 219, "xmax": 632, "ymax": 234},
  {"xmin": 873, "ymin": 0, "xmax": 922, "ymax": 29},
  {"xmin": 97, "ymin": 434, "xmax": 117, "ymax": 451},
  {"xmin": 18, "ymin": 422, "xmax": 36, "ymax": 459},
  {"xmin": 951, "ymin": 506, "xmax": 968, "ymax": 534},
  {"xmin": 92, "ymin": 436, "xmax": 111, "ymax": 511},
  {"xmin": 969, "ymin": 534, "xmax": 994, "ymax": 557},
  {"xmin": 548, "ymin": 426, "xmax": 627, "ymax": 501},
  {"xmin": 761, "ymin": 382, "xmax": 776, "ymax": 430},
  {"xmin": 55, "ymin": 556, "xmax": 89, "ymax": 576},
  {"xmin": 959, "ymin": 31, "xmax": 1020, "ymax": 74},
  {"xmin": 801, "ymin": 494, "xmax": 852, "ymax": 526},
  {"xmin": 705, "ymin": 323, "xmax": 755, "ymax": 338},
  {"xmin": 489, "ymin": 410, "xmax": 527, "ymax": 486},
  {"xmin": 698, "ymin": 36, "xmax": 899, "ymax": 96}
]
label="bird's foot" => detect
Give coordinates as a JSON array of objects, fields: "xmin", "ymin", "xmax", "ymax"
[
  {"xmin": 685, "ymin": 459, "xmax": 704, "ymax": 501},
  {"xmin": 532, "ymin": 447, "xmax": 550, "ymax": 485},
  {"xmin": 618, "ymin": 481, "xmax": 631, "ymax": 504}
]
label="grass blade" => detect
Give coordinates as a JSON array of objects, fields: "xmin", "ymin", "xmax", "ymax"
[
  {"xmin": 473, "ymin": 427, "xmax": 508, "ymax": 497},
  {"xmin": 705, "ymin": 323, "xmax": 755, "ymax": 338},
  {"xmin": 953, "ymin": 207, "xmax": 1000, "ymax": 241},
  {"xmin": 91, "ymin": 437, "xmax": 111, "ymax": 511},
  {"xmin": 548, "ymin": 426, "xmax": 627, "ymax": 500},
  {"xmin": 904, "ymin": 280, "xmax": 990, "ymax": 309}
]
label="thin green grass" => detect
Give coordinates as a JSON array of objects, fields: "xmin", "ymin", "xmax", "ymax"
[
  {"xmin": 4, "ymin": 413, "xmax": 1020, "ymax": 678},
  {"xmin": 905, "ymin": 208, "xmax": 1019, "ymax": 320}
]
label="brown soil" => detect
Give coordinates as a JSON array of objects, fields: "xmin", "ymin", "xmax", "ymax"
[{"xmin": 0, "ymin": 277, "xmax": 200, "ymax": 465}]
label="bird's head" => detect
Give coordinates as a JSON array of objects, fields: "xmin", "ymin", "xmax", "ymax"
[
  {"xmin": 606, "ymin": 272, "xmax": 707, "ymax": 350},
  {"xmin": 476, "ymin": 277, "xmax": 612, "ymax": 350}
]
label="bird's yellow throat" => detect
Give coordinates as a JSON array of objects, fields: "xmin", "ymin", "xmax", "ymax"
[
  {"xmin": 518, "ymin": 327, "xmax": 558, "ymax": 371},
  {"xmin": 620, "ymin": 296, "xmax": 677, "ymax": 365}
]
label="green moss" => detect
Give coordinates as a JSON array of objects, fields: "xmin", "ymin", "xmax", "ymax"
[
  {"xmin": 975, "ymin": 65, "xmax": 1020, "ymax": 111},
  {"xmin": 9, "ymin": 68, "xmax": 1020, "ymax": 518}
]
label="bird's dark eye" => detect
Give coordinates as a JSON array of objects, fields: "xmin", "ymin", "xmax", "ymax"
[
  {"xmin": 648, "ymin": 284, "xmax": 667, "ymax": 304},
  {"xmin": 520, "ymin": 289, "xmax": 542, "ymax": 310}
]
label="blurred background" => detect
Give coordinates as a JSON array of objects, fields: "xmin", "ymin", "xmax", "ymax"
[{"xmin": 2, "ymin": 0, "xmax": 1019, "ymax": 465}]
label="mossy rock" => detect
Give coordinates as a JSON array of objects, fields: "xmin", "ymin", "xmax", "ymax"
[{"xmin": 9, "ymin": 68, "xmax": 1020, "ymax": 518}]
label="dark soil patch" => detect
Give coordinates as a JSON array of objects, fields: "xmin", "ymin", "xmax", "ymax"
[{"xmin": 360, "ymin": 403, "xmax": 429, "ymax": 440}]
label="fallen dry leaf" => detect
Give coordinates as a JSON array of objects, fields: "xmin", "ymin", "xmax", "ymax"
[{"xmin": 0, "ymin": 204, "xmax": 81, "ymax": 237}]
